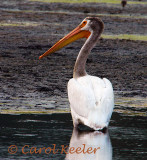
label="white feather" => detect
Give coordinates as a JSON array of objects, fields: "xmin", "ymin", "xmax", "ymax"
[{"xmin": 67, "ymin": 75, "xmax": 114, "ymax": 130}]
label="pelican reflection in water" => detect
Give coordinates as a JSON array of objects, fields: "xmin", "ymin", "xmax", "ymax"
[
  {"xmin": 39, "ymin": 17, "xmax": 114, "ymax": 130},
  {"xmin": 65, "ymin": 129, "xmax": 112, "ymax": 160}
]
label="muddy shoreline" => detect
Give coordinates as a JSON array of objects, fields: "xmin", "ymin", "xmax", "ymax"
[{"xmin": 0, "ymin": 0, "xmax": 147, "ymax": 112}]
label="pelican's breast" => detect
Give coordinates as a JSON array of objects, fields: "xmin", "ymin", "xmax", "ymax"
[{"xmin": 68, "ymin": 75, "xmax": 96, "ymax": 118}]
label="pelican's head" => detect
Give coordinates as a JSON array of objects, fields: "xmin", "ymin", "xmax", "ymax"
[
  {"xmin": 81, "ymin": 17, "xmax": 104, "ymax": 35},
  {"xmin": 39, "ymin": 17, "xmax": 104, "ymax": 59}
]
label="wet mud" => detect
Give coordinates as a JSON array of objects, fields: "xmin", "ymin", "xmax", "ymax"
[{"xmin": 0, "ymin": 0, "xmax": 147, "ymax": 112}]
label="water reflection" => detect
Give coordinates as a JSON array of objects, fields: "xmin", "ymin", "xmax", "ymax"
[{"xmin": 65, "ymin": 128, "xmax": 112, "ymax": 160}]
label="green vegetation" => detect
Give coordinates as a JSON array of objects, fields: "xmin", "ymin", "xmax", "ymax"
[
  {"xmin": 30, "ymin": 0, "xmax": 147, "ymax": 5},
  {"xmin": 102, "ymin": 34, "xmax": 147, "ymax": 41},
  {"xmin": 0, "ymin": 109, "xmax": 70, "ymax": 114},
  {"xmin": 0, "ymin": 22, "xmax": 39, "ymax": 27},
  {"xmin": 97, "ymin": 13, "xmax": 147, "ymax": 20}
]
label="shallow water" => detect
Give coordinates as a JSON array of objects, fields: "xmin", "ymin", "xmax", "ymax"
[
  {"xmin": 0, "ymin": 112, "xmax": 146, "ymax": 160},
  {"xmin": 0, "ymin": 95, "xmax": 146, "ymax": 115}
]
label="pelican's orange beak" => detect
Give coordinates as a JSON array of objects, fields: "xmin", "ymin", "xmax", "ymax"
[{"xmin": 39, "ymin": 23, "xmax": 91, "ymax": 59}]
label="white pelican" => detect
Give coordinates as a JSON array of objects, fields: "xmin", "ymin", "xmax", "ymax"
[{"xmin": 39, "ymin": 17, "xmax": 114, "ymax": 130}]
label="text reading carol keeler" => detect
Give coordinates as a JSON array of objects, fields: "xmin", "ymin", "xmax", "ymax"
[{"xmin": 8, "ymin": 144, "xmax": 100, "ymax": 155}]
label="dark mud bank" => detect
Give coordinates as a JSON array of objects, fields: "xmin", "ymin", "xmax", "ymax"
[{"xmin": 0, "ymin": 0, "xmax": 146, "ymax": 111}]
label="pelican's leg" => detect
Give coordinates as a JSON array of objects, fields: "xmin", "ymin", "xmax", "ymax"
[
  {"xmin": 73, "ymin": 118, "xmax": 79, "ymax": 128},
  {"xmin": 71, "ymin": 114, "xmax": 79, "ymax": 128},
  {"xmin": 70, "ymin": 107, "xmax": 79, "ymax": 128}
]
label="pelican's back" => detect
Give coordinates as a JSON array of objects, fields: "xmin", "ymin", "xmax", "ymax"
[{"xmin": 67, "ymin": 75, "xmax": 114, "ymax": 130}]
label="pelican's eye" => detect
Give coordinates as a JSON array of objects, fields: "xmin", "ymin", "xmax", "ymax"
[{"xmin": 80, "ymin": 21, "xmax": 87, "ymax": 28}]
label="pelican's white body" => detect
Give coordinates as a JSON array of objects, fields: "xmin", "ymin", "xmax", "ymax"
[{"xmin": 68, "ymin": 75, "xmax": 114, "ymax": 130}]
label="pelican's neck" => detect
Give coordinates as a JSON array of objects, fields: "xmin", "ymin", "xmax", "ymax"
[{"xmin": 73, "ymin": 31, "xmax": 100, "ymax": 78}]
